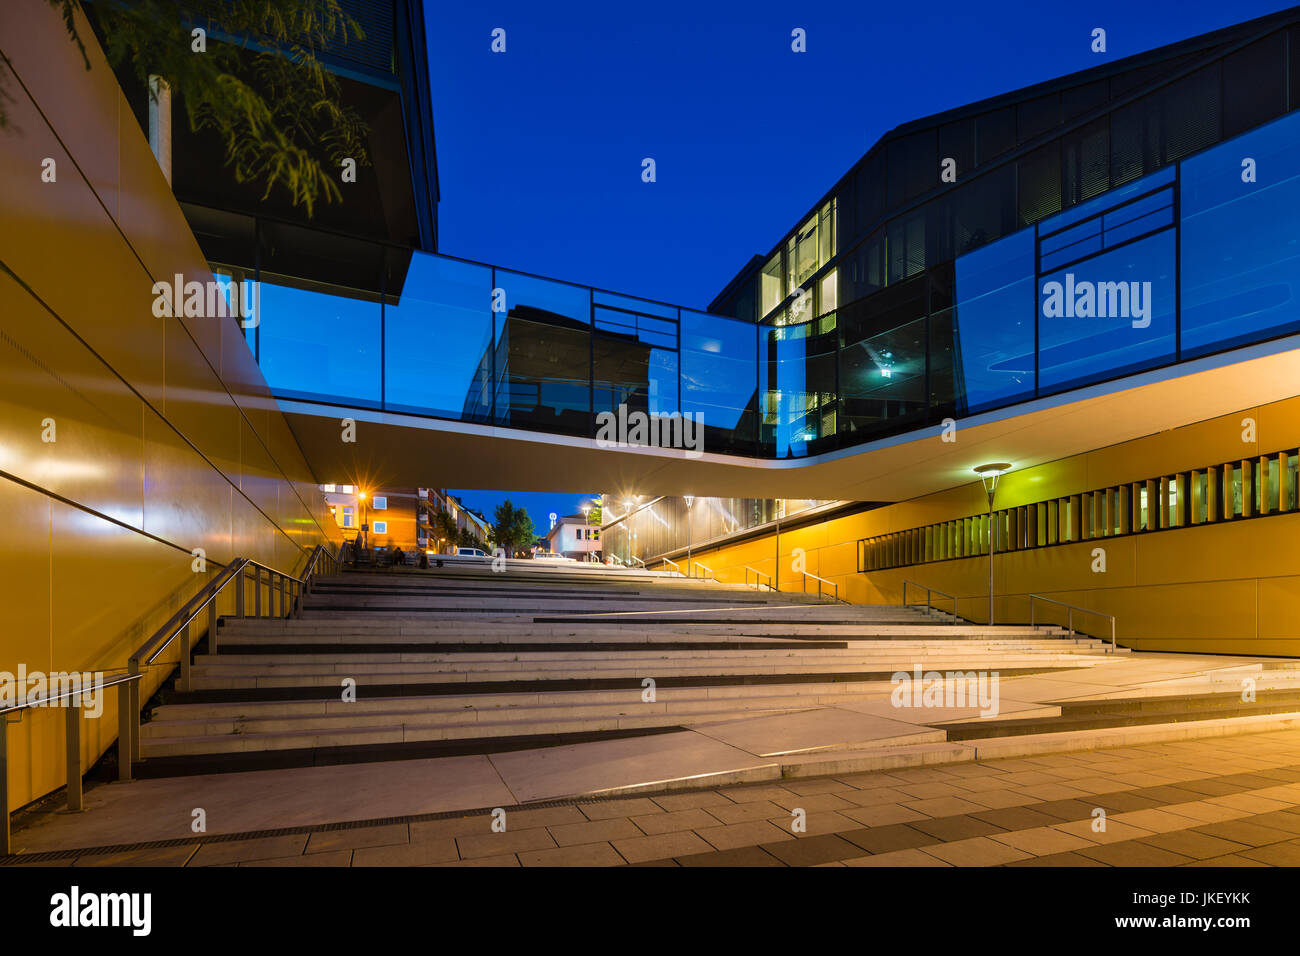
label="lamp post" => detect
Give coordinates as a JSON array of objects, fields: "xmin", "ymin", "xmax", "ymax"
[
  {"xmin": 683, "ymin": 495, "xmax": 694, "ymax": 573},
  {"xmin": 973, "ymin": 463, "xmax": 1013, "ymax": 625},
  {"xmin": 581, "ymin": 504, "xmax": 591, "ymax": 562},
  {"xmin": 358, "ymin": 490, "xmax": 368, "ymax": 550}
]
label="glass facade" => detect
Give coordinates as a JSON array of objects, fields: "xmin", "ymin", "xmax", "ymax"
[{"xmin": 244, "ymin": 26, "xmax": 1300, "ymax": 461}]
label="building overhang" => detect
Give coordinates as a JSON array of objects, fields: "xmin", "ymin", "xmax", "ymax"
[{"xmin": 277, "ymin": 335, "xmax": 1300, "ymax": 500}]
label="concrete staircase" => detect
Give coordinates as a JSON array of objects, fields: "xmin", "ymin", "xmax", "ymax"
[{"xmin": 133, "ymin": 565, "xmax": 1120, "ymax": 771}]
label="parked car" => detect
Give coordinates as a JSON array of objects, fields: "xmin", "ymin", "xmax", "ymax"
[
  {"xmin": 455, "ymin": 547, "xmax": 488, "ymax": 557},
  {"xmin": 532, "ymin": 551, "xmax": 575, "ymax": 562}
]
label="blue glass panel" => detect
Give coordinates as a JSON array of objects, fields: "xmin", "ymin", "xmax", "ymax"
[
  {"xmin": 593, "ymin": 305, "xmax": 679, "ymax": 419},
  {"xmin": 1038, "ymin": 229, "xmax": 1176, "ymax": 393},
  {"xmin": 256, "ymin": 274, "xmax": 381, "ymax": 405},
  {"xmin": 681, "ymin": 310, "xmax": 757, "ymax": 452},
  {"xmin": 1040, "ymin": 232, "xmax": 1103, "ymax": 273},
  {"xmin": 1180, "ymin": 109, "xmax": 1300, "ymax": 357},
  {"xmin": 1103, "ymin": 205, "xmax": 1173, "ymax": 247},
  {"xmin": 383, "ymin": 254, "xmax": 493, "ymax": 419},
  {"xmin": 952, "ymin": 229, "xmax": 1036, "ymax": 412}
]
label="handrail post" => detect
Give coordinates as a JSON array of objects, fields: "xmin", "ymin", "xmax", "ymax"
[
  {"xmin": 208, "ymin": 597, "xmax": 219, "ymax": 655},
  {"xmin": 65, "ymin": 703, "xmax": 83, "ymax": 812},
  {"xmin": 128, "ymin": 662, "xmax": 140, "ymax": 770},
  {"xmin": 117, "ymin": 669, "xmax": 135, "ymax": 783},
  {"xmin": 235, "ymin": 565, "xmax": 245, "ymax": 618},
  {"xmin": 1030, "ymin": 596, "xmax": 1036, "ymax": 629},
  {"xmin": 253, "ymin": 566, "xmax": 262, "ymax": 618},
  {"xmin": 1, "ymin": 715, "xmax": 10, "ymax": 854},
  {"xmin": 179, "ymin": 618, "xmax": 192, "ymax": 693},
  {"xmin": 280, "ymin": 574, "xmax": 287, "ymax": 618},
  {"xmin": 1111, "ymin": 618, "xmax": 1116, "ymax": 651}
]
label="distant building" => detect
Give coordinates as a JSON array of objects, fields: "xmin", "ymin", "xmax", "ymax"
[
  {"xmin": 546, "ymin": 514, "xmax": 602, "ymax": 559},
  {"xmin": 418, "ymin": 488, "xmax": 492, "ymax": 551},
  {"xmin": 322, "ymin": 485, "xmax": 418, "ymax": 550}
]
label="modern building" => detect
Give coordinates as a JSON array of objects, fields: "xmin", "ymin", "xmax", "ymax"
[
  {"xmin": 418, "ymin": 488, "xmax": 491, "ymax": 551},
  {"xmin": 10, "ymin": 0, "xmax": 1300, "ymax": 832}
]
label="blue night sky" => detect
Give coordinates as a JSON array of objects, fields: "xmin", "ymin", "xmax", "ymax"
[{"xmin": 431, "ymin": 0, "xmax": 1293, "ymax": 530}]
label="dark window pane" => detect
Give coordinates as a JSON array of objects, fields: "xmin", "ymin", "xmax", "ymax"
[
  {"xmin": 1018, "ymin": 93, "xmax": 1061, "ymax": 143},
  {"xmin": 1224, "ymin": 32, "xmax": 1286, "ymax": 138},
  {"xmin": 1063, "ymin": 117, "xmax": 1110, "ymax": 207},
  {"xmin": 841, "ymin": 229, "xmax": 885, "ymax": 307},
  {"xmin": 976, "ymin": 108, "xmax": 1016, "ymax": 165},
  {"xmin": 938, "ymin": 119, "xmax": 975, "ymax": 182},
  {"xmin": 1062, "ymin": 80, "xmax": 1109, "ymax": 120},
  {"xmin": 1112, "ymin": 65, "xmax": 1222, "ymax": 186},
  {"xmin": 1018, "ymin": 140, "xmax": 1061, "ymax": 225},
  {"xmin": 888, "ymin": 130, "xmax": 938, "ymax": 207}
]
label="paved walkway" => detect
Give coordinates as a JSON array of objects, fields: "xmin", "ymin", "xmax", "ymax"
[{"xmin": 8, "ymin": 728, "xmax": 1300, "ymax": 867}]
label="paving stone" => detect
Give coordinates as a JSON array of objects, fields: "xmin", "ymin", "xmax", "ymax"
[
  {"xmin": 498, "ymin": 806, "xmax": 589, "ymax": 830},
  {"xmin": 968, "ymin": 806, "xmax": 1062, "ymax": 830},
  {"xmin": 631, "ymin": 808, "xmax": 721, "ymax": 835},
  {"xmin": 580, "ymin": 798, "xmax": 665, "ymax": 821},
  {"xmin": 838, "ymin": 824, "xmax": 941, "ymax": 855},
  {"xmin": 919, "ymin": 836, "xmax": 1031, "ymax": 866},
  {"xmin": 305, "ymin": 824, "xmax": 409, "ymax": 854},
  {"xmin": 457, "ymin": 828, "xmax": 556, "ymax": 860},
  {"xmin": 410, "ymin": 815, "xmax": 497, "ymax": 842},
  {"xmin": 650, "ymin": 791, "xmax": 733, "ymax": 812},
  {"xmin": 242, "ymin": 849, "xmax": 352, "ymax": 867},
  {"xmin": 707, "ymin": 799, "xmax": 787, "ymax": 824},
  {"xmin": 697, "ymin": 819, "xmax": 793, "ymax": 851},
  {"xmin": 1180, "ymin": 854, "xmax": 1272, "ymax": 867},
  {"xmin": 189, "ymin": 834, "xmax": 309, "ymax": 866},
  {"xmin": 1006, "ymin": 851, "xmax": 1109, "ymax": 867},
  {"xmin": 898, "ymin": 796, "xmax": 987, "ymax": 818},
  {"xmin": 548, "ymin": 817, "xmax": 644, "ymax": 847},
  {"xmin": 989, "ymin": 826, "xmax": 1094, "ymax": 856},
  {"xmin": 760, "ymin": 833, "xmax": 865, "ymax": 866},
  {"xmin": 842, "ymin": 848, "xmax": 949, "ymax": 867},
  {"xmin": 1239, "ymin": 810, "xmax": 1300, "ymax": 835},
  {"xmin": 781, "ymin": 778, "xmax": 856, "ymax": 796},
  {"xmin": 840, "ymin": 803, "xmax": 929, "ymax": 827},
  {"xmin": 1031, "ymin": 799, "xmax": 1104, "ymax": 822},
  {"xmin": 766, "ymin": 792, "xmax": 857, "ymax": 813},
  {"xmin": 1050, "ymin": 819, "xmax": 1156, "ymax": 845},
  {"xmin": 431, "ymin": 853, "xmax": 520, "ymax": 867},
  {"xmin": 1073, "ymin": 840, "xmax": 1195, "ymax": 867},
  {"xmin": 612, "ymin": 830, "xmax": 713, "ymax": 864},
  {"xmin": 676, "ymin": 845, "xmax": 784, "ymax": 867},
  {"xmin": 73, "ymin": 844, "xmax": 199, "ymax": 867},
  {"xmin": 352, "ymin": 839, "xmax": 459, "ymax": 866},
  {"xmin": 1136, "ymin": 830, "xmax": 1251, "ymax": 860},
  {"xmin": 906, "ymin": 814, "xmax": 1006, "ymax": 842},
  {"xmin": 518, "ymin": 842, "xmax": 626, "ymax": 867},
  {"xmin": 1190, "ymin": 820, "xmax": 1299, "ymax": 847}
]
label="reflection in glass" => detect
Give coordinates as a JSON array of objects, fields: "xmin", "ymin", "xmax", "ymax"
[
  {"xmin": 257, "ymin": 273, "xmax": 382, "ymax": 405},
  {"xmin": 384, "ymin": 253, "xmax": 493, "ymax": 419},
  {"xmin": 681, "ymin": 311, "xmax": 758, "ymax": 453},
  {"xmin": 952, "ymin": 230, "xmax": 1035, "ymax": 413},
  {"xmin": 1181, "ymin": 109, "xmax": 1300, "ymax": 357}
]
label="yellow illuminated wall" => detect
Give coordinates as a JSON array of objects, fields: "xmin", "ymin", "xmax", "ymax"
[
  {"xmin": 674, "ymin": 397, "xmax": 1300, "ymax": 657},
  {"xmin": 0, "ymin": 4, "xmax": 338, "ymax": 812}
]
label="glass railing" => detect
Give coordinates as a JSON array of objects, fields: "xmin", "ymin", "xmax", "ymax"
[{"xmin": 243, "ymin": 106, "xmax": 1300, "ymax": 460}]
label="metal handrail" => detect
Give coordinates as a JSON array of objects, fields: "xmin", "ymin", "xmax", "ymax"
[
  {"xmin": 627, "ymin": 555, "xmax": 647, "ymax": 569},
  {"xmin": 1029, "ymin": 594, "xmax": 1117, "ymax": 650},
  {"xmin": 660, "ymin": 557, "xmax": 684, "ymax": 576},
  {"xmin": 744, "ymin": 566, "xmax": 774, "ymax": 591},
  {"xmin": 691, "ymin": 561, "xmax": 715, "ymax": 581},
  {"xmin": 801, "ymin": 571, "xmax": 840, "ymax": 602},
  {"xmin": 0, "ymin": 542, "xmax": 341, "ymax": 855},
  {"xmin": 902, "ymin": 580, "xmax": 959, "ymax": 618}
]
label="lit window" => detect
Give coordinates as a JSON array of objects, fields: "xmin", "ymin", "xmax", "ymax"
[
  {"xmin": 341, "ymin": 507, "xmax": 355, "ymax": 528},
  {"xmin": 372, "ymin": 496, "xmax": 388, "ymax": 510},
  {"xmin": 373, "ymin": 521, "xmax": 388, "ymax": 534},
  {"xmin": 321, "ymin": 483, "xmax": 337, "ymax": 493},
  {"xmin": 341, "ymin": 485, "xmax": 355, "ymax": 494}
]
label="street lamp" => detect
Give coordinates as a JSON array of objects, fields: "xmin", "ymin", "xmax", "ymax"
[
  {"xmin": 683, "ymin": 495, "xmax": 694, "ymax": 572},
  {"xmin": 358, "ymin": 490, "xmax": 368, "ymax": 550},
  {"xmin": 973, "ymin": 463, "xmax": 1013, "ymax": 625}
]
